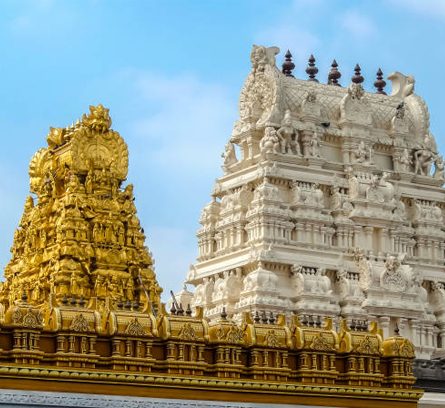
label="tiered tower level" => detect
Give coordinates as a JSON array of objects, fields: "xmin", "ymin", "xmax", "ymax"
[
  {"xmin": 0, "ymin": 104, "xmax": 163, "ymax": 312},
  {"xmin": 184, "ymin": 45, "xmax": 445, "ymax": 360}
]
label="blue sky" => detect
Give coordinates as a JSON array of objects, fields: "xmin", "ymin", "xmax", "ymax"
[{"xmin": 1, "ymin": 0, "xmax": 444, "ymax": 300}]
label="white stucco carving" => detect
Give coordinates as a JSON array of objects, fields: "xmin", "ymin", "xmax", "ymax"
[{"xmin": 181, "ymin": 45, "xmax": 445, "ymax": 360}]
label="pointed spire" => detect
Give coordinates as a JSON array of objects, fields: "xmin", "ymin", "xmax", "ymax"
[
  {"xmin": 305, "ymin": 54, "xmax": 319, "ymax": 82},
  {"xmin": 170, "ymin": 302, "xmax": 177, "ymax": 315},
  {"xmin": 186, "ymin": 304, "xmax": 192, "ymax": 316},
  {"xmin": 261, "ymin": 310, "xmax": 268, "ymax": 324},
  {"xmin": 254, "ymin": 310, "xmax": 261, "ymax": 323},
  {"xmin": 62, "ymin": 294, "xmax": 69, "ymax": 306},
  {"xmin": 221, "ymin": 306, "xmax": 227, "ymax": 320},
  {"xmin": 268, "ymin": 311, "xmax": 275, "ymax": 324},
  {"xmin": 374, "ymin": 68, "xmax": 387, "ymax": 95},
  {"xmin": 282, "ymin": 50, "xmax": 295, "ymax": 77},
  {"xmin": 327, "ymin": 59, "xmax": 341, "ymax": 86},
  {"xmin": 70, "ymin": 295, "xmax": 77, "ymax": 307},
  {"xmin": 21, "ymin": 291, "xmax": 28, "ymax": 303},
  {"xmin": 352, "ymin": 64, "xmax": 364, "ymax": 84}
]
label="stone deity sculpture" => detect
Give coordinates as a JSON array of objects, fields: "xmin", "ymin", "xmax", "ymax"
[{"xmin": 277, "ymin": 110, "xmax": 300, "ymax": 155}]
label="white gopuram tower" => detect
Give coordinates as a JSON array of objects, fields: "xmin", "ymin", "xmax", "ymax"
[{"xmin": 181, "ymin": 45, "xmax": 445, "ymax": 360}]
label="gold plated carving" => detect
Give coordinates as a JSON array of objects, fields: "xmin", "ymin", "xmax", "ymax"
[{"xmin": 0, "ymin": 105, "xmax": 162, "ymax": 311}]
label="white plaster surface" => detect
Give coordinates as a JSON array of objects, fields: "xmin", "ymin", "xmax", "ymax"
[{"xmin": 419, "ymin": 393, "xmax": 445, "ymax": 408}]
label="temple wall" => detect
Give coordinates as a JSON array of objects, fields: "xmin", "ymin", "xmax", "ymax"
[{"xmin": 0, "ymin": 390, "xmax": 342, "ymax": 408}]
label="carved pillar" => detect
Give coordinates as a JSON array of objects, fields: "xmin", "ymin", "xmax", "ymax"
[
  {"xmin": 379, "ymin": 316, "xmax": 390, "ymax": 339},
  {"xmin": 364, "ymin": 227, "xmax": 373, "ymax": 251},
  {"xmin": 251, "ymin": 350, "xmax": 259, "ymax": 366},
  {"xmin": 353, "ymin": 226, "xmax": 363, "ymax": 247},
  {"xmin": 68, "ymin": 335, "xmax": 75, "ymax": 353},
  {"xmin": 125, "ymin": 339, "xmax": 132, "ymax": 357},
  {"xmin": 341, "ymin": 141, "xmax": 352, "ymax": 164},
  {"xmin": 300, "ymin": 130, "xmax": 312, "ymax": 156},
  {"xmin": 112, "ymin": 339, "xmax": 121, "ymax": 356},
  {"xmin": 57, "ymin": 335, "xmax": 66, "ymax": 353},
  {"xmin": 13, "ymin": 332, "xmax": 21, "ymax": 350},
  {"xmin": 198, "ymin": 345, "xmax": 205, "ymax": 362},
  {"xmin": 88, "ymin": 337, "xmax": 96, "ymax": 354},
  {"xmin": 166, "ymin": 343, "xmax": 176, "ymax": 361}
]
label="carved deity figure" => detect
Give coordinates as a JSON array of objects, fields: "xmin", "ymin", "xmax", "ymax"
[
  {"xmin": 381, "ymin": 254, "xmax": 408, "ymax": 292},
  {"xmin": 309, "ymin": 131, "xmax": 321, "ymax": 157},
  {"xmin": 259, "ymin": 127, "xmax": 281, "ymax": 156},
  {"xmin": 331, "ymin": 186, "xmax": 353, "ymax": 214},
  {"xmin": 398, "ymin": 149, "xmax": 412, "ymax": 172},
  {"xmin": 434, "ymin": 156, "xmax": 445, "ymax": 181},
  {"xmin": 277, "ymin": 110, "xmax": 300, "ymax": 155},
  {"xmin": 414, "ymin": 134, "xmax": 437, "ymax": 176},
  {"xmin": 414, "ymin": 149, "xmax": 435, "ymax": 176},
  {"xmin": 221, "ymin": 142, "xmax": 238, "ymax": 172},
  {"xmin": 354, "ymin": 141, "xmax": 372, "ymax": 165}
]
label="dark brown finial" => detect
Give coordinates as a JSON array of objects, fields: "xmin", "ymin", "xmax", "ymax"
[
  {"xmin": 78, "ymin": 295, "xmax": 86, "ymax": 308},
  {"xmin": 254, "ymin": 310, "xmax": 261, "ymax": 323},
  {"xmin": 62, "ymin": 294, "xmax": 68, "ymax": 306},
  {"xmin": 328, "ymin": 59, "xmax": 341, "ymax": 86},
  {"xmin": 220, "ymin": 307, "xmax": 227, "ymax": 320},
  {"xmin": 302, "ymin": 315, "xmax": 308, "ymax": 326},
  {"xmin": 350, "ymin": 319, "xmax": 356, "ymax": 331},
  {"xmin": 306, "ymin": 54, "xmax": 319, "ymax": 82},
  {"xmin": 315, "ymin": 315, "xmax": 321, "ymax": 328},
  {"xmin": 70, "ymin": 295, "xmax": 77, "ymax": 307},
  {"xmin": 125, "ymin": 299, "xmax": 132, "ymax": 310},
  {"xmin": 117, "ymin": 299, "xmax": 124, "ymax": 310},
  {"xmin": 261, "ymin": 310, "xmax": 268, "ymax": 324},
  {"xmin": 133, "ymin": 300, "xmax": 140, "ymax": 311},
  {"xmin": 269, "ymin": 311, "xmax": 275, "ymax": 324},
  {"xmin": 374, "ymin": 68, "xmax": 387, "ymax": 95},
  {"xmin": 170, "ymin": 302, "xmax": 177, "ymax": 315},
  {"xmin": 21, "ymin": 291, "xmax": 28, "ymax": 303},
  {"xmin": 352, "ymin": 63, "xmax": 364, "ymax": 84},
  {"xmin": 186, "ymin": 304, "xmax": 192, "ymax": 316},
  {"xmin": 395, "ymin": 324, "xmax": 400, "ymax": 336},
  {"xmin": 308, "ymin": 315, "xmax": 314, "ymax": 327},
  {"xmin": 282, "ymin": 50, "xmax": 295, "ymax": 77},
  {"xmin": 177, "ymin": 303, "xmax": 184, "ymax": 316}
]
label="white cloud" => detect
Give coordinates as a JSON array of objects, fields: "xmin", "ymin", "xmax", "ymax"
[
  {"xmin": 129, "ymin": 71, "xmax": 236, "ymax": 174},
  {"xmin": 145, "ymin": 226, "xmax": 197, "ymax": 302},
  {"xmin": 254, "ymin": 25, "xmax": 320, "ymax": 63},
  {"xmin": 387, "ymin": 0, "xmax": 445, "ymax": 20},
  {"xmin": 340, "ymin": 10, "xmax": 376, "ymax": 37}
]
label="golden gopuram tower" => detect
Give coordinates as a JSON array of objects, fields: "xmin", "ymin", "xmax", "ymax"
[
  {"xmin": 0, "ymin": 105, "xmax": 423, "ymax": 408},
  {"xmin": 0, "ymin": 104, "xmax": 162, "ymax": 311}
]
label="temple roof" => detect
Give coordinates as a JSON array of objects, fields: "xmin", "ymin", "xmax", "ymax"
[{"xmin": 232, "ymin": 45, "xmax": 434, "ymax": 154}]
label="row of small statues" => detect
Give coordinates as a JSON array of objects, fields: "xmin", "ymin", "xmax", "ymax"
[
  {"xmin": 222, "ymin": 113, "xmax": 444, "ymax": 180},
  {"xmin": 4, "ymin": 271, "xmax": 160, "ymax": 305}
]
